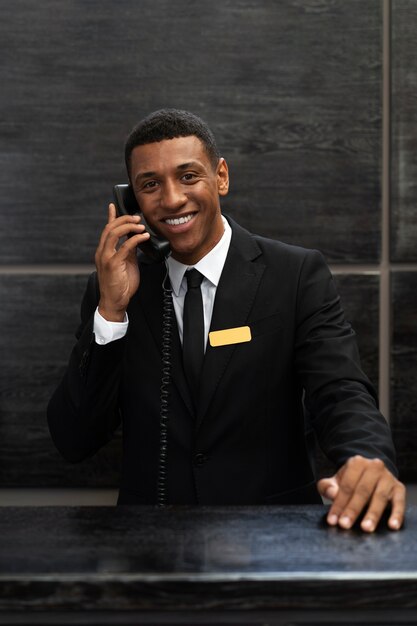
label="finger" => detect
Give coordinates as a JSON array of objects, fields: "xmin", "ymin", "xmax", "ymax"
[
  {"xmin": 317, "ymin": 477, "xmax": 339, "ymax": 501},
  {"xmin": 108, "ymin": 220, "xmax": 146, "ymax": 242},
  {"xmin": 115, "ymin": 231, "xmax": 151, "ymax": 259},
  {"xmin": 326, "ymin": 457, "xmax": 366, "ymax": 526},
  {"xmin": 357, "ymin": 474, "xmax": 395, "ymax": 532},
  {"xmin": 97, "ymin": 218, "xmax": 143, "ymax": 258},
  {"xmin": 388, "ymin": 482, "xmax": 406, "ymax": 531},
  {"xmin": 96, "ymin": 213, "xmax": 139, "ymax": 257},
  {"xmin": 108, "ymin": 202, "xmax": 117, "ymax": 223},
  {"xmin": 335, "ymin": 459, "xmax": 385, "ymax": 529},
  {"xmin": 336, "ymin": 459, "xmax": 385, "ymax": 529}
]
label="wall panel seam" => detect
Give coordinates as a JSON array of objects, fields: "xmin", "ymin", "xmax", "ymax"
[{"xmin": 378, "ymin": 0, "xmax": 391, "ymax": 421}]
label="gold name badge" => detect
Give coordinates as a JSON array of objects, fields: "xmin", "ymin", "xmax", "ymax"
[{"xmin": 209, "ymin": 326, "xmax": 252, "ymax": 348}]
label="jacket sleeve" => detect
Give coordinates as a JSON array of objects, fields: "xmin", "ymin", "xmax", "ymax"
[
  {"xmin": 294, "ymin": 250, "xmax": 398, "ymax": 477},
  {"xmin": 47, "ymin": 272, "xmax": 124, "ymax": 462}
]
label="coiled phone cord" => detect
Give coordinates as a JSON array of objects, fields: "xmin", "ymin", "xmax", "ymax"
[{"xmin": 156, "ymin": 268, "xmax": 174, "ymax": 507}]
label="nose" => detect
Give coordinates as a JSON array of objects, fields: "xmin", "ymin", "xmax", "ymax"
[{"xmin": 160, "ymin": 180, "xmax": 187, "ymax": 212}]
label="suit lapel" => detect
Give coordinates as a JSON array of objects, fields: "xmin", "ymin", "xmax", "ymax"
[
  {"xmin": 137, "ymin": 219, "xmax": 266, "ymax": 424},
  {"xmin": 135, "ymin": 260, "xmax": 164, "ymax": 350},
  {"xmin": 196, "ymin": 219, "xmax": 265, "ymax": 430}
]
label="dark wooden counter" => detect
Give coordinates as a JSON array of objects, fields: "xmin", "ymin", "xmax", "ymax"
[{"xmin": 0, "ymin": 505, "xmax": 416, "ymax": 624}]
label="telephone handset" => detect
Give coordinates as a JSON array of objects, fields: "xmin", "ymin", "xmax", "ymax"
[{"xmin": 113, "ymin": 184, "xmax": 170, "ymax": 262}]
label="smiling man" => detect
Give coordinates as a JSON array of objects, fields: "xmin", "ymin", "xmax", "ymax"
[
  {"xmin": 129, "ymin": 136, "xmax": 227, "ymax": 265},
  {"xmin": 48, "ymin": 109, "xmax": 405, "ymax": 532}
]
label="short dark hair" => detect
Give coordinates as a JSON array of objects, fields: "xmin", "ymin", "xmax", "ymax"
[{"xmin": 124, "ymin": 109, "xmax": 220, "ymax": 176}]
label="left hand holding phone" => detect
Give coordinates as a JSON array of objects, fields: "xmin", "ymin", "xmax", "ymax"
[{"xmin": 95, "ymin": 203, "xmax": 150, "ymax": 322}]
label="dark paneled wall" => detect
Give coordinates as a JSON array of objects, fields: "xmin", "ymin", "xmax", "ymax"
[
  {"xmin": 0, "ymin": 0, "xmax": 381, "ymax": 265},
  {"xmin": 0, "ymin": 1, "xmax": 415, "ymax": 487},
  {"xmin": 391, "ymin": 2, "xmax": 417, "ymax": 479},
  {"xmin": 391, "ymin": 273, "xmax": 417, "ymax": 477},
  {"xmin": 0, "ymin": 275, "xmax": 121, "ymax": 486},
  {"xmin": 391, "ymin": 1, "xmax": 417, "ymax": 262}
]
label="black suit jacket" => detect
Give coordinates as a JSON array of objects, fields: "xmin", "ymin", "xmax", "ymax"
[{"xmin": 47, "ymin": 217, "xmax": 397, "ymax": 505}]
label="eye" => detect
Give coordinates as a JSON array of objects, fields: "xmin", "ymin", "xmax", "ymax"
[
  {"xmin": 181, "ymin": 172, "xmax": 197, "ymax": 183},
  {"xmin": 142, "ymin": 180, "xmax": 158, "ymax": 190}
]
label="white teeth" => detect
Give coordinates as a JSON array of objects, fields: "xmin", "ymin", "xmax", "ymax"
[{"xmin": 165, "ymin": 214, "xmax": 194, "ymax": 226}]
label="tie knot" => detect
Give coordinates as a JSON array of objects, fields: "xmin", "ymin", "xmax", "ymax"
[{"xmin": 186, "ymin": 268, "xmax": 204, "ymax": 289}]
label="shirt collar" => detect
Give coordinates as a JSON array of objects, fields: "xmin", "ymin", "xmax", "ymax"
[{"xmin": 166, "ymin": 216, "xmax": 232, "ymax": 296}]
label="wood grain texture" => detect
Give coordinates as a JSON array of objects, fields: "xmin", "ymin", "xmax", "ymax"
[
  {"xmin": 391, "ymin": 2, "xmax": 417, "ymax": 262},
  {"xmin": 391, "ymin": 272, "xmax": 417, "ymax": 481},
  {"xmin": 0, "ymin": 274, "xmax": 121, "ymax": 487},
  {"xmin": 0, "ymin": 0, "xmax": 381, "ymax": 264},
  {"xmin": 0, "ymin": 506, "xmax": 416, "ymax": 614}
]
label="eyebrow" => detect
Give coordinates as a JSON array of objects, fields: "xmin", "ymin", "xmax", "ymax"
[
  {"xmin": 134, "ymin": 170, "xmax": 156, "ymax": 184},
  {"xmin": 176, "ymin": 161, "xmax": 202, "ymax": 171},
  {"xmin": 134, "ymin": 161, "xmax": 203, "ymax": 184}
]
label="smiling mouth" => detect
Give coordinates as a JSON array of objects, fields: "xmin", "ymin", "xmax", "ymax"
[{"xmin": 163, "ymin": 213, "xmax": 196, "ymax": 226}]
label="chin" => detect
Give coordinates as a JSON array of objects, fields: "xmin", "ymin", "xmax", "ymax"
[{"xmin": 171, "ymin": 245, "xmax": 201, "ymax": 265}]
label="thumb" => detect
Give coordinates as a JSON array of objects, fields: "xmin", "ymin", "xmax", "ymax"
[{"xmin": 317, "ymin": 476, "xmax": 339, "ymax": 501}]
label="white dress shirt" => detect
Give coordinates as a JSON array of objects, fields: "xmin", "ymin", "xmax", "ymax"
[{"xmin": 94, "ymin": 216, "xmax": 232, "ymax": 347}]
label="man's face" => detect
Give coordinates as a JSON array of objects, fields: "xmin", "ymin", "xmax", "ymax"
[{"xmin": 130, "ymin": 136, "xmax": 229, "ymax": 265}]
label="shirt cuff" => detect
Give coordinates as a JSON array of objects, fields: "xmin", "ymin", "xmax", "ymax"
[{"xmin": 93, "ymin": 308, "xmax": 129, "ymax": 345}]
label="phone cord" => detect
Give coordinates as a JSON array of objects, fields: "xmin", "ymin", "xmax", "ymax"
[{"xmin": 156, "ymin": 270, "xmax": 173, "ymax": 508}]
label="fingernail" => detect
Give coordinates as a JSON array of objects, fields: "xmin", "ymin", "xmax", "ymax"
[
  {"xmin": 362, "ymin": 519, "xmax": 374, "ymax": 532},
  {"xmin": 390, "ymin": 518, "xmax": 400, "ymax": 529},
  {"xmin": 339, "ymin": 516, "xmax": 351, "ymax": 528},
  {"xmin": 327, "ymin": 514, "xmax": 338, "ymax": 525}
]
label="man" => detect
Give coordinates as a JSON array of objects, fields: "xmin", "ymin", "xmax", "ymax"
[{"xmin": 48, "ymin": 109, "xmax": 405, "ymax": 532}]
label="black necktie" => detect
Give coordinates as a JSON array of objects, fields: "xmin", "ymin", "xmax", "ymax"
[{"xmin": 183, "ymin": 269, "xmax": 205, "ymax": 407}]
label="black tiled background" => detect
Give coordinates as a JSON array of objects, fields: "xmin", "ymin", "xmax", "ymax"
[
  {"xmin": 391, "ymin": 1, "xmax": 417, "ymax": 263},
  {"xmin": 391, "ymin": 2, "xmax": 417, "ymax": 480},
  {"xmin": 391, "ymin": 272, "xmax": 417, "ymax": 479},
  {"xmin": 0, "ymin": 1, "xmax": 415, "ymax": 486},
  {"xmin": 0, "ymin": 0, "xmax": 381, "ymax": 265}
]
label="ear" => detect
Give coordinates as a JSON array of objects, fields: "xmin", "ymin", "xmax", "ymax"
[{"xmin": 216, "ymin": 158, "xmax": 229, "ymax": 196}]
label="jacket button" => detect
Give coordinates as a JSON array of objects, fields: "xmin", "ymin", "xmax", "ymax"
[{"xmin": 194, "ymin": 453, "xmax": 208, "ymax": 467}]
